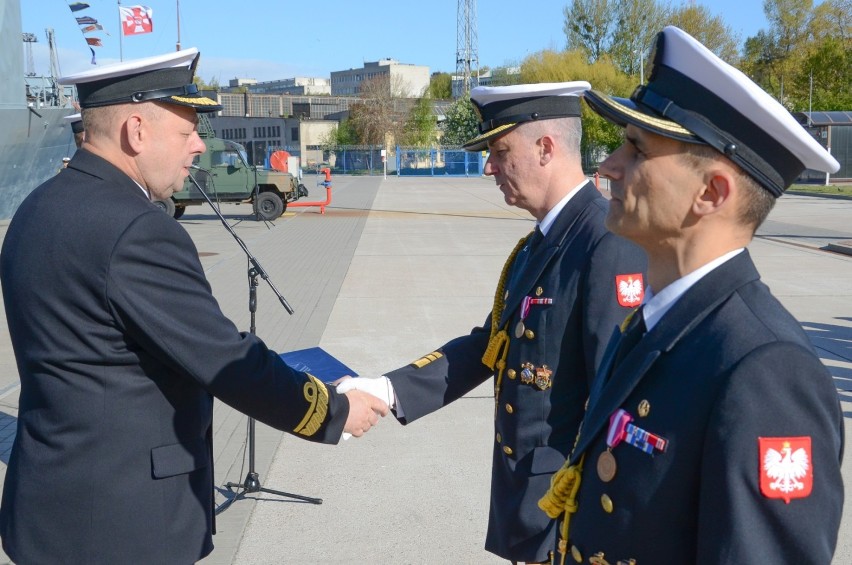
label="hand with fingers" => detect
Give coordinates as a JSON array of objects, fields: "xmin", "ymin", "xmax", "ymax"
[{"xmin": 342, "ymin": 388, "xmax": 389, "ymax": 438}]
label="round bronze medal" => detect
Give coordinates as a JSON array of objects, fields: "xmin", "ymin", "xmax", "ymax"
[
  {"xmin": 597, "ymin": 450, "xmax": 617, "ymax": 482},
  {"xmin": 514, "ymin": 320, "xmax": 525, "ymax": 338}
]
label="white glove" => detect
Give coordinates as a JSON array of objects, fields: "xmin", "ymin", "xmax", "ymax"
[{"xmin": 336, "ymin": 376, "xmax": 395, "ymax": 410}]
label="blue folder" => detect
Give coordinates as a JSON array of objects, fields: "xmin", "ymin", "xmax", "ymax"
[{"xmin": 279, "ymin": 346, "xmax": 358, "ymax": 383}]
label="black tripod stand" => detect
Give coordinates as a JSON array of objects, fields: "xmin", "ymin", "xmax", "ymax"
[{"xmin": 187, "ymin": 167, "xmax": 323, "ymax": 514}]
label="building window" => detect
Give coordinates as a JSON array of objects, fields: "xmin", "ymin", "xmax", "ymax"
[{"xmin": 291, "ymin": 127, "xmax": 299, "ymax": 141}]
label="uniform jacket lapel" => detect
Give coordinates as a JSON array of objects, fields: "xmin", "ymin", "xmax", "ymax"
[
  {"xmin": 499, "ymin": 182, "xmax": 599, "ymax": 329},
  {"xmin": 572, "ymin": 250, "xmax": 762, "ymax": 461}
]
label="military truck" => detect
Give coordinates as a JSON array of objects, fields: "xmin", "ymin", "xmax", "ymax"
[{"xmin": 153, "ymin": 117, "xmax": 307, "ymax": 221}]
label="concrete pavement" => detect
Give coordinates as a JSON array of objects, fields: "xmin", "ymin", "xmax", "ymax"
[{"xmin": 0, "ymin": 176, "xmax": 850, "ymax": 563}]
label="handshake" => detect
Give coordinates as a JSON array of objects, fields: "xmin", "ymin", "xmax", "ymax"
[{"xmin": 336, "ymin": 376, "xmax": 396, "ymax": 439}]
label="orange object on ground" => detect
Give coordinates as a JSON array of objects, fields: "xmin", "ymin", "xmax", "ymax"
[{"xmin": 288, "ymin": 168, "xmax": 332, "ymax": 214}]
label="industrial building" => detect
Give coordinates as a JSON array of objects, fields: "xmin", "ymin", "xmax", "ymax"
[{"xmin": 330, "ymin": 59, "xmax": 430, "ymax": 97}]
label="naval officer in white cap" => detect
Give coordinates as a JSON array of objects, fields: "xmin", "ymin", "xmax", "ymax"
[
  {"xmin": 338, "ymin": 81, "xmax": 646, "ymax": 564},
  {"xmin": 539, "ymin": 26, "xmax": 843, "ymax": 565},
  {"xmin": 65, "ymin": 111, "xmax": 85, "ymax": 149},
  {"xmin": 0, "ymin": 48, "xmax": 388, "ymax": 564}
]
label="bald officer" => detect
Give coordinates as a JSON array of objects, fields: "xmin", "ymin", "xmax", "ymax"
[
  {"xmin": 540, "ymin": 26, "xmax": 844, "ymax": 565},
  {"xmin": 0, "ymin": 48, "xmax": 387, "ymax": 564}
]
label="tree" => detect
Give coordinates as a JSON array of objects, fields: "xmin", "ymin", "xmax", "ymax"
[
  {"xmin": 441, "ymin": 97, "xmax": 479, "ymax": 146},
  {"xmin": 194, "ymin": 75, "xmax": 219, "ymax": 90},
  {"xmin": 795, "ymin": 36, "xmax": 852, "ymax": 110},
  {"xmin": 667, "ymin": 4, "xmax": 740, "ymax": 63},
  {"xmin": 402, "ymin": 96, "xmax": 438, "ymax": 147},
  {"xmin": 320, "ymin": 118, "xmax": 358, "ymax": 150},
  {"xmin": 429, "ymin": 73, "xmax": 452, "ymax": 99},
  {"xmin": 519, "ymin": 49, "xmax": 635, "ymax": 167},
  {"xmin": 741, "ymin": 0, "xmax": 850, "ymax": 110},
  {"xmin": 614, "ymin": 0, "xmax": 669, "ymax": 76},
  {"xmin": 563, "ymin": 0, "xmax": 614, "ymax": 62},
  {"xmin": 487, "ymin": 65, "xmax": 523, "ymax": 86},
  {"xmin": 348, "ymin": 75, "xmax": 408, "ymax": 145}
]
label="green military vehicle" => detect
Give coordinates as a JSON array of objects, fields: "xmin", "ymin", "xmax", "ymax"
[{"xmin": 153, "ymin": 117, "xmax": 307, "ymax": 221}]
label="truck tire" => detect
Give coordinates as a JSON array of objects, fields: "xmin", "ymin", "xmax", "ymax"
[
  {"xmin": 173, "ymin": 206, "xmax": 186, "ymax": 219},
  {"xmin": 254, "ymin": 191, "xmax": 284, "ymax": 221},
  {"xmin": 153, "ymin": 198, "xmax": 176, "ymax": 218},
  {"xmin": 297, "ymin": 183, "xmax": 308, "ymax": 198}
]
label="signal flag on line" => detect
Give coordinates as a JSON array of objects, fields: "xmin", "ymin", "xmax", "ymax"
[{"xmin": 120, "ymin": 5, "xmax": 154, "ymax": 36}]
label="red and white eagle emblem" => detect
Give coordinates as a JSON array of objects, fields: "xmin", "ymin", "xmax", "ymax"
[
  {"xmin": 615, "ymin": 273, "xmax": 644, "ymax": 307},
  {"xmin": 759, "ymin": 437, "xmax": 813, "ymax": 503}
]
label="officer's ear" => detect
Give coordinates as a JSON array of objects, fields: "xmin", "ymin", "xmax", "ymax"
[
  {"xmin": 124, "ymin": 113, "xmax": 145, "ymax": 154},
  {"xmin": 538, "ymin": 134, "xmax": 555, "ymax": 165},
  {"xmin": 693, "ymin": 168, "xmax": 734, "ymax": 219}
]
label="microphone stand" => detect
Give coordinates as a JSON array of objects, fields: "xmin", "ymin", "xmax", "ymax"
[{"xmin": 186, "ymin": 166, "xmax": 323, "ymax": 514}]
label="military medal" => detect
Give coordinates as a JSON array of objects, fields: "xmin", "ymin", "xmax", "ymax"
[
  {"xmin": 514, "ymin": 297, "xmax": 532, "ymax": 338},
  {"xmin": 597, "ymin": 450, "xmax": 617, "ymax": 482},
  {"xmin": 534, "ymin": 365, "xmax": 552, "ymax": 390},
  {"xmin": 598, "ymin": 409, "xmax": 633, "ymax": 482},
  {"xmin": 514, "ymin": 296, "xmax": 553, "ymax": 339},
  {"xmin": 520, "ymin": 362, "xmax": 535, "ymax": 384}
]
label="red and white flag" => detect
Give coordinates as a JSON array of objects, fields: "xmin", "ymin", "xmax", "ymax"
[{"xmin": 119, "ymin": 5, "xmax": 153, "ymax": 36}]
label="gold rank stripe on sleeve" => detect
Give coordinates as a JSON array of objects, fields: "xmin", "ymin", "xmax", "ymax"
[
  {"xmin": 293, "ymin": 374, "xmax": 329, "ymax": 437},
  {"xmin": 411, "ymin": 351, "xmax": 444, "ymax": 369}
]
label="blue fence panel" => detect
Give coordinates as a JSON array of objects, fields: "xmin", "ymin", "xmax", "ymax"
[{"xmin": 395, "ymin": 146, "xmax": 482, "ymax": 177}]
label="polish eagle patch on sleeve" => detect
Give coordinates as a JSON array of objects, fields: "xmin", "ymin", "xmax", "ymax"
[{"xmin": 759, "ymin": 436, "xmax": 813, "ymax": 503}]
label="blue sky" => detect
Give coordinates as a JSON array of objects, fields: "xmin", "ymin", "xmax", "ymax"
[{"xmin": 23, "ymin": 1, "xmax": 777, "ymax": 84}]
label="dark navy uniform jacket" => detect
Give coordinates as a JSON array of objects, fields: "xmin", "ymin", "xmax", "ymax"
[
  {"xmin": 561, "ymin": 250, "xmax": 844, "ymax": 564},
  {"xmin": 386, "ymin": 182, "xmax": 647, "ymax": 562},
  {"xmin": 0, "ymin": 150, "xmax": 348, "ymax": 564}
]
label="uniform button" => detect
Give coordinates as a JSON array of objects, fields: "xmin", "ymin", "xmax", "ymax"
[
  {"xmin": 570, "ymin": 545, "xmax": 582, "ymax": 562},
  {"xmin": 496, "ymin": 433, "xmax": 502, "ymax": 443},
  {"xmin": 535, "ymin": 286, "xmax": 544, "ymax": 296},
  {"xmin": 524, "ymin": 329, "xmax": 535, "ymax": 339},
  {"xmin": 601, "ymin": 494, "xmax": 614, "ymax": 513},
  {"xmin": 638, "ymin": 399, "xmax": 650, "ymax": 417},
  {"xmin": 503, "ymin": 445, "xmax": 513, "ymax": 456},
  {"xmin": 505, "ymin": 403, "xmax": 514, "ymax": 414},
  {"xmin": 507, "ymin": 369, "xmax": 516, "ymax": 379}
]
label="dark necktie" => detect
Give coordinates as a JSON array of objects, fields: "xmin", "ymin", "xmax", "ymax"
[
  {"xmin": 611, "ymin": 306, "xmax": 646, "ymax": 370},
  {"xmin": 518, "ymin": 227, "xmax": 544, "ymax": 272}
]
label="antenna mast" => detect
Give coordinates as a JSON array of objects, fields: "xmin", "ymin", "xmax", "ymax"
[
  {"xmin": 176, "ymin": 0, "xmax": 181, "ymax": 51},
  {"xmin": 454, "ymin": 0, "xmax": 479, "ymax": 98},
  {"xmin": 22, "ymin": 33, "xmax": 37, "ymax": 77}
]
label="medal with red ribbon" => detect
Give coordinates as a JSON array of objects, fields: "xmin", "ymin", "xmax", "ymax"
[
  {"xmin": 514, "ymin": 296, "xmax": 554, "ymax": 338},
  {"xmin": 597, "ymin": 408, "xmax": 667, "ymax": 482}
]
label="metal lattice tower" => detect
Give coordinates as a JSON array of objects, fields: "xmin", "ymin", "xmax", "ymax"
[
  {"xmin": 454, "ymin": 0, "xmax": 479, "ymax": 98},
  {"xmin": 22, "ymin": 32, "xmax": 37, "ymax": 77}
]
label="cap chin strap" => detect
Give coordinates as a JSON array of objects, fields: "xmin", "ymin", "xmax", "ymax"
[
  {"xmin": 478, "ymin": 112, "xmax": 570, "ymax": 134},
  {"xmin": 633, "ymin": 85, "xmax": 785, "ymax": 197},
  {"xmin": 131, "ymin": 83, "xmax": 200, "ymax": 103}
]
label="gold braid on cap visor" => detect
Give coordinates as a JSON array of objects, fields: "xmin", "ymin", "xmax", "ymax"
[
  {"xmin": 595, "ymin": 94, "xmax": 695, "ymax": 137},
  {"xmin": 465, "ymin": 122, "xmax": 517, "ymax": 147},
  {"xmin": 170, "ymin": 95, "xmax": 220, "ymax": 106}
]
